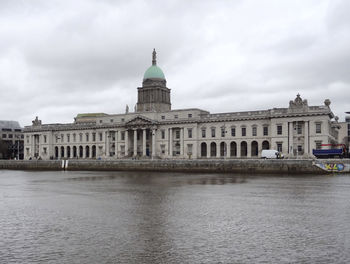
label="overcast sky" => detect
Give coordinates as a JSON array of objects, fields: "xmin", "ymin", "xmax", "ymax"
[{"xmin": 0, "ymin": 0, "xmax": 349, "ymax": 127}]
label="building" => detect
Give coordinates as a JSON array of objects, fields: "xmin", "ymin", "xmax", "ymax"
[
  {"xmin": 338, "ymin": 112, "xmax": 350, "ymax": 150},
  {"xmin": 23, "ymin": 50, "xmax": 341, "ymax": 160},
  {"xmin": 0, "ymin": 120, "xmax": 24, "ymax": 159}
]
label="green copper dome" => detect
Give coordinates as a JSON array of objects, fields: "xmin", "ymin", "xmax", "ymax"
[
  {"xmin": 143, "ymin": 65, "xmax": 165, "ymax": 80},
  {"xmin": 143, "ymin": 49, "xmax": 166, "ymax": 80}
]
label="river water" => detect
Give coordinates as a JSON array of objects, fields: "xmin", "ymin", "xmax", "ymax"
[{"xmin": 1, "ymin": 170, "xmax": 350, "ymax": 264}]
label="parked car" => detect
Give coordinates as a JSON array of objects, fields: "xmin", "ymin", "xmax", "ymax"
[{"xmin": 261, "ymin": 149, "xmax": 284, "ymax": 159}]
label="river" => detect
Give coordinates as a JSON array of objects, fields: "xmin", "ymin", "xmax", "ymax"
[{"xmin": 1, "ymin": 170, "xmax": 349, "ymax": 263}]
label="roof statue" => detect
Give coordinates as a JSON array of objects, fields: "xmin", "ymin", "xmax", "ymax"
[
  {"xmin": 289, "ymin": 94, "xmax": 308, "ymax": 112},
  {"xmin": 32, "ymin": 116, "xmax": 42, "ymax": 126}
]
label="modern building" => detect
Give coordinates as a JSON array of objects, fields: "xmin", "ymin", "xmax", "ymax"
[
  {"xmin": 0, "ymin": 120, "xmax": 24, "ymax": 159},
  {"xmin": 23, "ymin": 50, "xmax": 341, "ymax": 160}
]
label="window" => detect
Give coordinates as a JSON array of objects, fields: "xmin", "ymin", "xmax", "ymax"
[
  {"xmin": 263, "ymin": 126, "xmax": 268, "ymax": 136},
  {"xmin": 67, "ymin": 134, "xmax": 70, "ymax": 143},
  {"xmin": 26, "ymin": 136, "xmax": 29, "ymax": 143},
  {"xmin": 21, "ymin": 135, "xmax": 24, "ymax": 139},
  {"xmin": 43, "ymin": 147, "xmax": 47, "ymax": 154},
  {"xmin": 99, "ymin": 133, "xmax": 103, "ymax": 141},
  {"xmin": 121, "ymin": 132, "xmax": 125, "ymax": 141},
  {"xmin": 202, "ymin": 128, "xmax": 206, "ymax": 138},
  {"xmin": 61, "ymin": 134, "xmax": 64, "ymax": 143},
  {"xmin": 277, "ymin": 143, "xmax": 282, "ymax": 152},
  {"xmin": 188, "ymin": 128, "xmax": 192, "ymax": 138},
  {"xmin": 73, "ymin": 134, "xmax": 76, "ymax": 142},
  {"xmin": 297, "ymin": 123, "xmax": 302, "ymax": 134},
  {"xmin": 231, "ymin": 127, "xmax": 236, "ymax": 137},
  {"xmin": 175, "ymin": 130, "xmax": 180, "ymax": 139},
  {"xmin": 298, "ymin": 145, "xmax": 303, "ymax": 152},
  {"xmin": 161, "ymin": 130, "xmax": 165, "ymax": 139},
  {"xmin": 211, "ymin": 128, "xmax": 216, "ymax": 138},
  {"xmin": 241, "ymin": 127, "xmax": 246, "ymax": 137},
  {"xmin": 79, "ymin": 134, "xmax": 83, "ymax": 142},
  {"xmin": 161, "ymin": 115, "xmax": 165, "ymax": 120},
  {"xmin": 174, "ymin": 115, "xmax": 178, "ymax": 119},
  {"xmin": 188, "ymin": 114, "xmax": 192, "ymax": 118},
  {"xmin": 99, "ymin": 120, "xmax": 102, "ymax": 123},
  {"xmin": 316, "ymin": 123, "xmax": 321, "ymax": 134},
  {"xmin": 252, "ymin": 126, "xmax": 257, "ymax": 136},
  {"xmin": 161, "ymin": 144, "xmax": 165, "ymax": 154},
  {"xmin": 92, "ymin": 133, "xmax": 96, "ymax": 142},
  {"xmin": 2, "ymin": 134, "xmax": 6, "ymax": 139},
  {"xmin": 110, "ymin": 119, "xmax": 113, "ymax": 123},
  {"xmin": 315, "ymin": 141, "xmax": 322, "ymax": 150},
  {"xmin": 86, "ymin": 133, "xmax": 89, "ymax": 142},
  {"xmin": 221, "ymin": 127, "xmax": 225, "ymax": 137},
  {"xmin": 277, "ymin": 125, "xmax": 282, "ymax": 135},
  {"xmin": 9, "ymin": 134, "xmax": 13, "ymax": 139},
  {"xmin": 121, "ymin": 118, "xmax": 125, "ymax": 122},
  {"xmin": 43, "ymin": 135, "xmax": 47, "ymax": 143}
]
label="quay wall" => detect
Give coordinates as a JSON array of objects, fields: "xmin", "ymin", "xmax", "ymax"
[{"xmin": 1, "ymin": 159, "xmax": 349, "ymax": 174}]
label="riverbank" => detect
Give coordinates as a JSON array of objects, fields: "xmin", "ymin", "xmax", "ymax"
[{"xmin": 1, "ymin": 159, "xmax": 349, "ymax": 174}]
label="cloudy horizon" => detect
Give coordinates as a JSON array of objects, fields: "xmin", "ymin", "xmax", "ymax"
[{"xmin": 0, "ymin": 0, "xmax": 349, "ymax": 127}]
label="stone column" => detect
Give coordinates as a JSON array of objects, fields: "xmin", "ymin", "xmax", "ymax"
[
  {"xmin": 105, "ymin": 131, "xmax": 109, "ymax": 158},
  {"xmin": 237, "ymin": 142, "xmax": 241, "ymax": 158},
  {"xmin": 125, "ymin": 130, "xmax": 129, "ymax": 157},
  {"xmin": 142, "ymin": 129, "xmax": 146, "ymax": 156},
  {"xmin": 180, "ymin": 128, "xmax": 184, "ymax": 157},
  {"xmin": 207, "ymin": 142, "xmax": 210, "ymax": 158},
  {"xmin": 133, "ymin": 129, "xmax": 137, "ymax": 157},
  {"xmin": 247, "ymin": 141, "xmax": 251, "ymax": 158},
  {"xmin": 169, "ymin": 128, "xmax": 173, "ymax": 157},
  {"xmin": 216, "ymin": 142, "xmax": 220, "ymax": 158},
  {"xmin": 289, "ymin": 122, "xmax": 294, "ymax": 156},
  {"xmin": 152, "ymin": 129, "xmax": 156, "ymax": 158},
  {"xmin": 226, "ymin": 142, "xmax": 230, "ymax": 158},
  {"xmin": 304, "ymin": 121, "xmax": 309, "ymax": 155}
]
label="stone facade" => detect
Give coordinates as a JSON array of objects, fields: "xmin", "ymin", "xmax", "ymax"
[{"xmin": 23, "ymin": 52, "xmax": 341, "ymax": 160}]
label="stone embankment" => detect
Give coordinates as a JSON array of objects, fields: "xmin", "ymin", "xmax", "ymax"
[{"xmin": 1, "ymin": 159, "xmax": 349, "ymax": 174}]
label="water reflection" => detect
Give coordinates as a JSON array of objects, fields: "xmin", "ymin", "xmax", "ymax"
[{"xmin": 0, "ymin": 170, "xmax": 350, "ymax": 263}]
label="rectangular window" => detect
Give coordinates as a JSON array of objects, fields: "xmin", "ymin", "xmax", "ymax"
[
  {"xmin": 221, "ymin": 127, "xmax": 225, "ymax": 137},
  {"xmin": 110, "ymin": 119, "xmax": 113, "ymax": 123},
  {"xmin": 187, "ymin": 144, "xmax": 193, "ymax": 155},
  {"xmin": 211, "ymin": 128, "xmax": 216, "ymax": 138},
  {"xmin": 9, "ymin": 134, "xmax": 13, "ymax": 139},
  {"xmin": 298, "ymin": 145, "xmax": 303, "ymax": 152},
  {"xmin": 188, "ymin": 128, "xmax": 192, "ymax": 138},
  {"xmin": 161, "ymin": 115, "xmax": 165, "ymax": 120},
  {"xmin": 175, "ymin": 130, "xmax": 180, "ymax": 139},
  {"xmin": 99, "ymin": 120, "xmax": 102, "ymax": 123},
  {"xmin": 86, "ymin": 133, "xmax": 89, "ymax": 142},
  {"xmin": 43, "ymin": 135, "xmax": 47, "ymax": 143},
  {"xmin": 2, "ymin": 134, "xmax": 6, "ymax": 138},
  {"xmin": 79, "ymin": 134, "xmax": 83, "ymax": 142},
  {"xmin": 121, "ymin": 131, "xmax": 125, "ymax": 141},
  {"xmin": 67, "ymin": 134, "xmax": 70, "ymax": 143},
  {"xmin": 277, "ymin": 125, "xmax": 282, "ymax": 135},
  {"xmin": 92, "ymin": 133, "xmax": 96, "ymax": 142},
  {"xmin": 277, "ymin": 143, "xmax": 282, "ymax": 152},
  {"xmin": 174, "ymin": 115, "xmax": 178, "ymax": 119},
  {"xmin": 99, "ymin": 133, "xmax": 103, "ymax": 141},
  {"xmin": 26, "ymin": 136, "xmax": 29, "ymax": 143},
  {"xmin": 231, "ymin": 128, "xmax": 235, "ymax": 137},
  {"xmin": 121, "ymin": 118, "xmax": 125, "ymax": 122},
  {"xmin": 297, "ymin": 123, "xmax": 302, "ymax": 134},
  {"xmin": 188, "ymin": 114, "xmax": 192, "ymax": 118},
  {"xmin": 43, "ymin": 147, "xmax": 47, "ymax": 154},
  {"xmin": 202, "ymin": 129, "xmax": 206, "ymax": 138},
  {"xmin": 252, "ymin": 127, "xmax": 257, "ymax": 136},
  {"xmin": 316, "ymin": 123, "xmax": 321, "ymax": 134},
  {"xmin": 241, "ymin": 127, "xmax": 246, "ymax": 137},
  {"xmin": 161, "ymin": 130, "xmax": 165, "ymax": 139},
  {"xmin": 73, "ymin": 134, "xmax": 76, "ymax": 142},
  {"xmin": 61, "ymin": 134, "xmax": 64, "ymax": 143},
  {"xmin": 263, "ymin": 126, "xmax": 268, "ymax": 136}
]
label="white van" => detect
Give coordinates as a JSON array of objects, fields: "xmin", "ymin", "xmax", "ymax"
[{"xmin": 261, "ymin": 149, "xmax": 284, "ymax": 159}]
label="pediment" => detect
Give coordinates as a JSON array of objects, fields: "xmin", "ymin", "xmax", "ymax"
[{"xmin": 125, "ymin": 115, "xmax": 157, "ymax": 127}]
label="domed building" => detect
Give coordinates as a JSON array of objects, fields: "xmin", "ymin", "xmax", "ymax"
[{"xmin": 24, "ymin": 50, "xmax": 341, "ymax": 160}]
